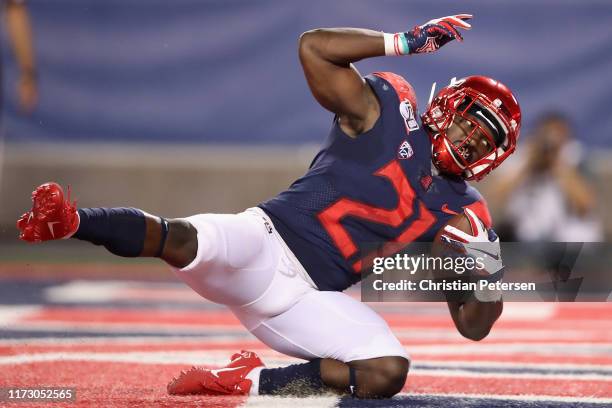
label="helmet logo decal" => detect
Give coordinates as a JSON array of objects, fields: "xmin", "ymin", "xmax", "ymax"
[{"xmin": 399, "ymin": 99, "xmax": 420, "ymax": 132}]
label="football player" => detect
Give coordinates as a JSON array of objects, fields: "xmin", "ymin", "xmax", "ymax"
[{"xmin": 17, "ymin": 14, "xmax": 520, "ymax": 399}]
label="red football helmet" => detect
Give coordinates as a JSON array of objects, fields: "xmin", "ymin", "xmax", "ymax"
[{"xmin": 421, "ymin": 76, "xmax": 521, "ymax": 181}]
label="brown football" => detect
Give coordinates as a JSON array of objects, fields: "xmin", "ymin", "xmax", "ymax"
[
  {"xmin": 430, "ymin": 212, "xmax": 477, "ymax": 303},
  {"xmin": 432, "ymin": 212, "xmax": 474, "ymax": 256}
]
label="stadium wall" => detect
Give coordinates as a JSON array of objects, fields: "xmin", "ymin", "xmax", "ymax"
[{"xmin": 1, "ymin": 143, "xmax": 610, "ymax": 242}]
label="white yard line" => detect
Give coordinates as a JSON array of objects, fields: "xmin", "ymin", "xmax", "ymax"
[
  {"xmin": 237, "ymin": 393, "xmax": 612, "ymax": 407},
  {"xmin": 405, "ymin": 342, "xmax": 612, "ymax": 356},
  {"xmin": 393, "ymin": 327, "xmax": 612, "ymax": 340},
  {"xmin": 239, "ymin": 395, "xmax": 338, "ymax": 408},
  {"xmin": 0, "ymin": 306, "xmax": 41, "ymax": 326},
  {"xmin": 414, "ymin": 359, "xmax": 612, "ymax": 373},
  {"xmin": 0, "ymin": 335, "xmax": 249, "ymax": 345},
  {"xmin": 2, "ymin": 321, "xmax": 248, "ymax": 334},
  {"xmin": 44, "ymin": 280, "xmax": 204, "ymax": 303},
  {"xmin": 406, "ymin": 392, "xmax": 612, "ymax": 405}
]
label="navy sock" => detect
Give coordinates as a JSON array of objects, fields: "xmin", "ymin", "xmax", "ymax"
[
  {"xmin": 156, "ymin": 217, "xmax": 169, "ymax": 257},
  {"xmin": 73, "ymin": 207, "xmax": 146, "ymax": 257},
  {"xmin": 259, "ymin": 359, "xmax": 324, "ymax": 396}
]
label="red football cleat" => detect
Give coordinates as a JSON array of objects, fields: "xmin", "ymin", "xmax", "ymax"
[
  {"xmin": 17, "ymin": 182, "xmax": 79, "ymax": 243},
  {"xmin": 167, "ymin": 350, "xmax": 264, "ymax": 396}
]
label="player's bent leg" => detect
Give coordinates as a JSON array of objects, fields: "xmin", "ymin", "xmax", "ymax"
[
  {"xmin": 166, "ymin": 208, "xmax": 408, "ymax": 398},
  {"xmin": 234, "ymin": 291, "xmax": 409, "ymax": 398},
  {"xmin": 18, "ymin": 184, "xmax": 295, "ymax": 307}
]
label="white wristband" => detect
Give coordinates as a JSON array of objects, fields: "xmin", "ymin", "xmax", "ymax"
[{"xmin": 383, "ymin": 32, "xmax": 410, "ymax": 56}]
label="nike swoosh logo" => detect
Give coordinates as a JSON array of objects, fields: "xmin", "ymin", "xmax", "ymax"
[
  {"xmin": 209, "ymin": 366, "xmax": 248, "ymax": 379},
  {"xmin": 441, "ymin": 204, "xmax": 459, "ymax": 215},
  {"xmin": 470, "ymin": 247, "xmax": 500, "ymax": 261},
  {"xmin": 47, "ymin": 221, "xmax": 60, "ymax": 238}
]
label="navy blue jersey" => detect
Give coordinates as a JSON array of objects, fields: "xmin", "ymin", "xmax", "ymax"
[{"xmin": 259, "ymin": 72, "xmax": 491, "ymax": 292}]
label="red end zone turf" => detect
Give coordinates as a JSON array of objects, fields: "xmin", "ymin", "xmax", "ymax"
[{"xmin": 0, "ymin": 274, "xmax": 610, "ymax": 407}]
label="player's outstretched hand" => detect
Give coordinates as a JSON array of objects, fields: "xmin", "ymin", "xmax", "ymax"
[{"xmin": 406, "ymin": 14, "xmax": 472, "ymax": 54}]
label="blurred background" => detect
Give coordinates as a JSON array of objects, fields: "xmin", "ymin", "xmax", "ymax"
[
  {"xmin": 1, "ymin": 0, "xmax": 611, "ymax": 249},
  {"xmin": 0, "ymin": 3, "xmax": 611, "ymax": 405}
]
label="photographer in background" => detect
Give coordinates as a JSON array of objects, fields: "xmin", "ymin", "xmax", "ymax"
[{"xmin": 494, "ymin": 112, "xmax": 602, "ymax": 242}]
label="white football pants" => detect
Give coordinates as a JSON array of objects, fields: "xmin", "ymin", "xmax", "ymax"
[{"xmin": 172, "ymin": 207, "xmax": 408, "ymax": 362}]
